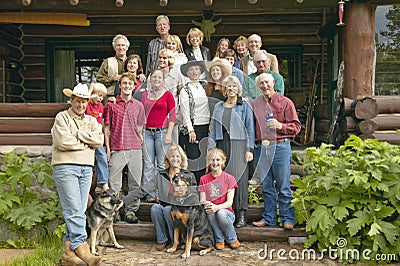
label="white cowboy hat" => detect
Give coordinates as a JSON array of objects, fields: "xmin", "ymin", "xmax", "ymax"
[
  {"xmin": 63, "ymin": 83, "xmax": 90, "ymax": 99},
  {"xmin": 205, "ymin": 58, "xmax": 232, "ymax": 77}
]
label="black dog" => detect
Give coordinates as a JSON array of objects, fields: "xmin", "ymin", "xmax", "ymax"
[
  {"xmin": 86, "ymin": 189, "xmax": 124, "ymax": 255},
  {"xmin": 166, "ymin": 173, "xmax": 214, "ymax": 259}
]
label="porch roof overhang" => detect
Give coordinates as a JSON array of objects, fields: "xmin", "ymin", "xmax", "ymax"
[{"xmin": 0, "ymin": 0, "xmax": 398, "ymax": 15}]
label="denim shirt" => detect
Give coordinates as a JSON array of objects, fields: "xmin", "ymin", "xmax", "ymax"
[{"xmin": 208, "ymin": 97, "xmax": 255, "ymax": 151}]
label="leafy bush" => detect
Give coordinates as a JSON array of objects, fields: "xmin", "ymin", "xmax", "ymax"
[
  {"xmin": 292, "ymin": 135, "xmax": 400, "ymax": 263},
  {"xmin": 248, "ymin": 185, "xmax": 262, "ymax": 204},
  {"xmin": 0, "ymin": 151, "xmax": 62, "ymax": 246}
]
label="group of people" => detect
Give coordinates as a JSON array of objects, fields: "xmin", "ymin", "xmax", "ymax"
[{"xmin": 51, "ymin": 14, "xmax": 301, "ymax": 265}]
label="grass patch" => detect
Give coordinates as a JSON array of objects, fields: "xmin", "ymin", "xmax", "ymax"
[{"xmin": 4, "ymin": 235, "xmax": 62, "ymax": 266}]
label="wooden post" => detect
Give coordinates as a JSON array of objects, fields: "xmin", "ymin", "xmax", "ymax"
[{"xmin": 343, "ymin": 3, "xmax": 376, "ymax": 98}]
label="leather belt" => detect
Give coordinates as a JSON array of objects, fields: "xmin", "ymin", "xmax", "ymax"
[
  {"xmin": 145, "ymin": 127, "xmax": 166, "ymax": 132},
  {"xmin": 256, "ymin": 138, "xmax": 292, "ymax": 146}
]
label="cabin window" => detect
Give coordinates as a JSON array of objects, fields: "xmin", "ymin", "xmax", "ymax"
[
  {"xmin": 46, "ymin": 38, "xmax": 146, "ymax": 102},
  {"xmin": 265, "ymin": 45, "xmax": 303, "ymax": 88},
  {"xmin": 375, "ymin": 5, "xmax": 400, "ymax": 96}
]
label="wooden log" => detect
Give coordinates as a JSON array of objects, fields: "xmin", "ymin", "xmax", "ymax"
[
  {"xmin": 0, "ymin": 103, "xmax": 69, "ymax": 117},
  {"xmin": 0, "ymin": 134, "xmax": 52, "ymax": 145},
  {"xmin": 315, "ymin": 119, "xmax": 330, "ymax": 133},
  {"xmin": 351, "ymin": 97, "xmax": 379, "ymax": 120},
  {"xmin": 113, "ymin": 222, "xmax": 307, "ymax": 242},
  {"xmin": 355, "ymin": 119, "xmax": 378, "ymax": 135},
  {"xmin": 371, "ymin": 114, "xmax": 400, "ymax": 131},
  {"xmin": 343, "ymin": 3, "xmax": 376, "ymax": 98},
  {"xmin": 0, "ymin": 118, "xmax": 54, "ymax": 133},
  {"xmin": 344, "ymin": 116, "xmax": 359, "ymax": 132},
  {"xmin": 372, "ymin": 131, "xmax": 400, "ymax": 145},
  {"xmin": 314, "ymin": 104, "xmax": 330, "ymax": 120},
  {"xmin": 343, "ymin": 97, "xmax": 354, "ymax": 116},
  {"xmin": 375, "ymin": 96, "xmax": 400, "ymax": 114}
]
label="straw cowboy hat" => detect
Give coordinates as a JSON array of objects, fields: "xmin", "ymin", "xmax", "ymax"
[
  {"xmin": 63, "ymin": 83, "xmax": 90, "ymax": 99},
  {"xmin": 180, "ymin": 60, "xmax": 206, "ymax": 78},
  {"xmin": 205, "ymin": 58, "xmax": 232, "ymax": 77}
]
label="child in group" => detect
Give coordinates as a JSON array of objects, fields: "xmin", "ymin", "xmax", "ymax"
[
  {"xmin": 86, "ymin": 82, "xmax": 110, "ymax": 193},
  {"xmin": 199, "ymin": 148, "xmax": 240, "ymax": 250}
]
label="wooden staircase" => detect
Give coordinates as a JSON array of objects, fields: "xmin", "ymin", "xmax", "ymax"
[{"xmin": 113, "ymin": 202, "xmax": 307, "ymax": 242}]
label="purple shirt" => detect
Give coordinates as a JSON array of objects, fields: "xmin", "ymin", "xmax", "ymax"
[
  {"xmin": 104, "ymin": 95, "xmax": 146, "ymax": 151},
  {"xmin": 251, "ymin": 92, "xmax": 301, "ymax": 141}
]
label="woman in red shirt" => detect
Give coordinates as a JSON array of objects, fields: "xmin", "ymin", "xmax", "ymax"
[{"xmin": 141, "ymin": 69, "xmax": 176, "ymax": 202}]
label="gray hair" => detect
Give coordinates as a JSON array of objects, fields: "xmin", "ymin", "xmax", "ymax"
[
  {"xmin": 254, "ymin": 50, "xmax": 271, "ymax": 63},
  {"xmin": 112, "ymin": 34, "xmax": 130, "ymax": 48},
  {"xmin": 156, "ymin": 15, "xmax": 170, "ymax": 25}
]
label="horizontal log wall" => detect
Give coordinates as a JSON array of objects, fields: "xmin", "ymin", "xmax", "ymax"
[
  {"xmin": 1, "ymin": 8, "xmax": 329, "ymax": 103},
  {"xmin": 0, "ymin": 103, "xmax": 69, "ymax": 145}
]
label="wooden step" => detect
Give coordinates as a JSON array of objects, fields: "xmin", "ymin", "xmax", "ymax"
[
  {"xmin": 113, "ymin": 222, "xmax": 307, "ymax": 242},
  {"xmin": 136, "ymin": 202, "xmax": 265, "ymax": 222},
  {"xmin": 115, "ymin": 203, "xmax": 307, "ymax": 242}
]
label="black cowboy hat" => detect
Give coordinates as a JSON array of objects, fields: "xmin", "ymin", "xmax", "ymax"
[{"xmin": 180, "ymin": 60, "xmax": 206, "ymax": 78}]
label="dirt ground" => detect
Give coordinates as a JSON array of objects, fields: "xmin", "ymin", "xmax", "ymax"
[{"xmin": 2, "ymin": 240, "xmax": 399, "ymax": 266}]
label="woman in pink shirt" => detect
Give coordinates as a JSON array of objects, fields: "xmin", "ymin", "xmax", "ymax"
[{"xmin": 141, "ymin": 69, "xmax": 176, "ymax": 202}]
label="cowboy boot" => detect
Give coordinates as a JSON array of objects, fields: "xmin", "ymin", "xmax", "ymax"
[
  {"xmin": 61, "ymin": 240, "xmax": 87, "ymax": 266},
  {"xmin": 235, "ymin": 210, "xmax": 247, "ymax": 228},
  {"xmin": 74, "ymin": 242, "xmax": 102, "ymax": 266}
]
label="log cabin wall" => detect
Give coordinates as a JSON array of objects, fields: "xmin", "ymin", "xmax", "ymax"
[
  {"xmin": 0, "ymin": 8, "xmax": 330, "ymax": 103},
  {"xmin": 0, "ymin": 23, "xmax": 24, "ymax": 102}
]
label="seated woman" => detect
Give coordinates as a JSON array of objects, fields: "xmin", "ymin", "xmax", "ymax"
[
  {"xmin": 199, "ymin": 148, "xmax": 240, "ymax": 250},
  {"xmin": 141, "ymin": 145, "xmax": 197, "ymax": 251}
]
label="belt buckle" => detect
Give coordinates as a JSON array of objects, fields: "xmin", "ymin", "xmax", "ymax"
[{"xmin": 261, "ymin": 140, "xmax": 271, "ymax": 146}]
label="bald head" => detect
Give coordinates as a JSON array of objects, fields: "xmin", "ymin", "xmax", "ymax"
[
  {"xmin": 256, "ymin": 73, "xmax": 275, "ymax": 98},
  {"xmin": 248, "ymin": 34, "xmax": 262, "ymax": 55}
]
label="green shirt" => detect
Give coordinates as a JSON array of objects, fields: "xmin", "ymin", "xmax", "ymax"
[{"xmin": 243, "ymin": 70, "xmax": 285, "ymax": 101}]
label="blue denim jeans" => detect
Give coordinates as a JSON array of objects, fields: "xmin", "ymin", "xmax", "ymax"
[
  {"xmin": 255, "ymin": 141, "xmax": 295, "ymax": 225},
  {"xmin": 150, "ymin": 204, "xmax": 174, "ymax": 244},
  {"xmin": 142, "ymin": 129, "xmax": 169, "ymax": 195},
  {"xmin": 95, "ymin": 146, "xmax": 108, "ymax": 185},
  {"xmin": 207, "ymin": 209, "xmax": 237, "ymax": 243},
  {"xmin": 53, "ymin": 164, "xmax": 93, "ymax": 250}
]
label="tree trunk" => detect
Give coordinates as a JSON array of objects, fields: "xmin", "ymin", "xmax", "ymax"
[{"xmin": 343, "ymin": 3, "xmax": 376, "ymax": 98}]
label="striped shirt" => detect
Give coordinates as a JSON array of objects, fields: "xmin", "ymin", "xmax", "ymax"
[{"xmin": 104, "ymin": 95, "xmax": 146, "ymax": 151}]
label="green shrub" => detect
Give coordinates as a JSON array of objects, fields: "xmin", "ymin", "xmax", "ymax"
[
  {"xmin": 292, "ymin": 135, "xmax": 400, "ymax": 263},
  {"xmin": 0, "ymin": 151, "xmax": 62, "ymax": 247},
  {"xmin": 248, "ymin": 185, "xmax": 262, "ymax": 204}
]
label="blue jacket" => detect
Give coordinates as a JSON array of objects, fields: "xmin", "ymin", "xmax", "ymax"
[{"xmin": 208, "ymin": 97, "xmax": 255, "ymax": 151}]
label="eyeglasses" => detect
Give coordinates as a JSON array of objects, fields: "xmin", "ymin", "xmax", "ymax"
[{"xmin": 255, "ymin": 60, "xmax": 268, "ymax": 65}]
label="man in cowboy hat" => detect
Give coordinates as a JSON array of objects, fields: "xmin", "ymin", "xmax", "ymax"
[{"xmin": 52, "ymin": 83, "xmax": 104, "ymax": 265}]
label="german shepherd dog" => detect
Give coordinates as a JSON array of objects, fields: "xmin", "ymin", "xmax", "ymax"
[
  {"xmin": 166, "ymin": 173, "xmax": 214, "ymax": 259},
  {"xmin": 86, "ymin": 189, "xmax": 124, "ymax": 255}
]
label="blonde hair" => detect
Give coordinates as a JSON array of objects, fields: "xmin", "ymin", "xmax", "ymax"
[
  {"xmin": 186, "ymin": 28, "xmax": 204, "ymax": 46},
  {"xmin": 221, "ymin": 75, "xmax": 242, "ymax": 97},
  {"xmin": 206, "ymin": 148, "xmax": 227, "ymax": 170},
  {"xmin": 165, "ymin": 34, "xmax": 183, "ymax": 52},
  {"xmin": 158, "ymin": 48, "xmax": 175, "ymax": 67},
  {"xmin": 215, "ymin": 38, "xmax": 231, "ymax": 58},
  {"xmin": 164, "ymin": 145, "xmax": 188, "ymax": 169},
  {"xmin": 90, "ymin": 83, "xmax": 107, "ymax": 97},
  {"xmin": 233, "ymin": 36, "xmax": 248, "ymax": 50}
]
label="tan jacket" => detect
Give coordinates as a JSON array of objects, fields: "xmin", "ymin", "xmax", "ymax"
[
  {"xmin": 240, "ymin": 52, "xmax": 279, "ymax": 75},
  {"xmin": 51, "ymin": 108, "xmax": 104, "ymax": 166},
  {"xmin": 96, "ymin": 56, "xmax": 125, "ymax": 95}
]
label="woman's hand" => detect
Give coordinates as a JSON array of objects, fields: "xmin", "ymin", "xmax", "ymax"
[
  {"xmin": 138, "ymin": 73, "xmax": 146, "ymax": 82},
  {"xmin": 204, "ymin": 201, "xmax": 217, "ymax": 214},
  {"xmin": 189, "ymin": 131, "xmax": 197, "ymax": 143},
  {"xmin": 245, "ymin": 151, "xmax": 253, "ymax": 162},
  {"xmin": 163, "ymin": 133, "xmax": 172, "ymax": 144}
]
